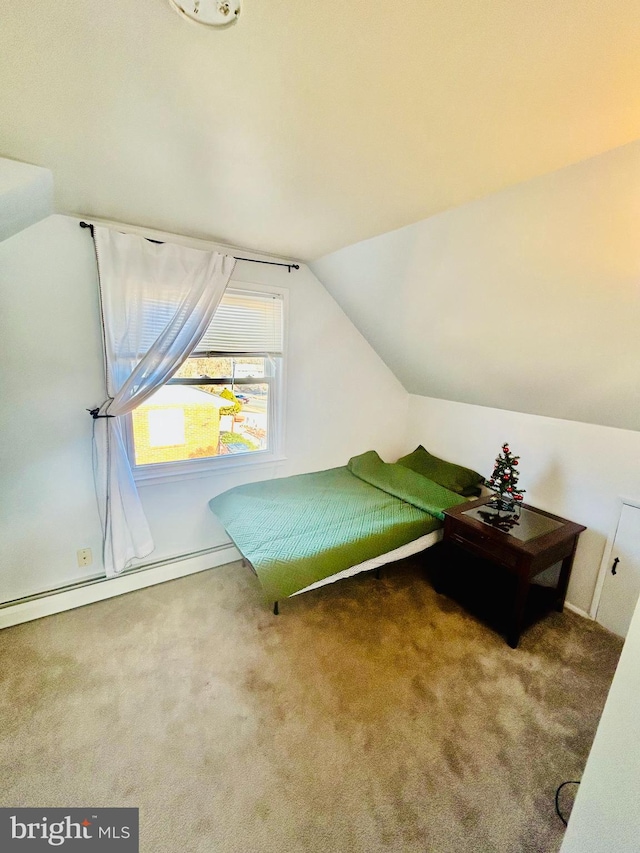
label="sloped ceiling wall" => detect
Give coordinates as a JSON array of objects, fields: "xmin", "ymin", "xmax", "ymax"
[
  {"xmin": 311, "ymin": 141, "xmax": 640, "ymax": 432},
  {"xmin": 1, "ymin": 0, "xmax": 640, "ymax": 259}
]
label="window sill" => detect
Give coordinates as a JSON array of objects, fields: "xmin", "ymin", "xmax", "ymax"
[{"xmin": 133, "ymin": 451, "xmax": 288, "ymax": 487}]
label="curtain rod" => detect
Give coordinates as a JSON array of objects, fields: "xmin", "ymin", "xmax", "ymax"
[{"xmin": 78, "ymin": 221, "xmax": 300, "ymax": 273}]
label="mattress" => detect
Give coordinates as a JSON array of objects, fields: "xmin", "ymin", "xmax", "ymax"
[
  {"xmin": 290, "ymin": 528, "xmax": 443, "ymax": 596},
  {"xmin": 209, "ymin": 452, "xmax": 466, "ymax": 602}
]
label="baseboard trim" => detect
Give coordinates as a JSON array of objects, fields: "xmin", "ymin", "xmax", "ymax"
[
  {"xmin": 565, "ymin": 601, "xmax": 592, "ymax": 620},
  {"xmin": 0, "ymin": 544, "xmax": 240, "ymax": 630},
  {"xmin": 1, "ymin": 551, "xmax": 592, "ymax": 631}
]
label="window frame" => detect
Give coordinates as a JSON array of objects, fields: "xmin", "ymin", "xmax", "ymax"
[{"xmin": 126, "ymin": 282, "xmax": 288, "ymax": 485}]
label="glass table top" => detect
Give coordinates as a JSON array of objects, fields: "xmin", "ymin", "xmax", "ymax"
[{"xmin": 462, "ymin": 505, "xmax": 564, "ymax": 542}]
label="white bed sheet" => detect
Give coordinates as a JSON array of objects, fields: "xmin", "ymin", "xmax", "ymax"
[{"xmin": 290, "ymin": 528, "xmax": 443, "ymax": 597}]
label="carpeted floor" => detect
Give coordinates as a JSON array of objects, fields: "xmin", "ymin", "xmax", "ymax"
[{"xmin": 0, "ymin": 558, "xmax": 622, "ymax": 853}]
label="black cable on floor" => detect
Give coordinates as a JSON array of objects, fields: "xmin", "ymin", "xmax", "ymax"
[{"xmin": 555, "ymin": 780, "xmax": 580, "ymax": 826}]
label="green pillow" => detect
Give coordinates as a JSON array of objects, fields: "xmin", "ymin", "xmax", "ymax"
[{"xmin": 396, "ymin": 446, "xmax": 483, "ymax": 497}]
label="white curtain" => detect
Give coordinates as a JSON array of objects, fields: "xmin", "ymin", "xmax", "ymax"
[{"xmin": 92, "ymin": 226, "xmax": 236, "ymax": 577}]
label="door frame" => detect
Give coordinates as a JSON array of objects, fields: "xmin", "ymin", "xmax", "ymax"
[{"xmin": 590, "ymin": 495, "xmax": 640, "ymax": 620}]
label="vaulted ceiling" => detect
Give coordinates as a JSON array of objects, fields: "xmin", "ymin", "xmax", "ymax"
[
  {"xmin": 311, "ymin": 140, "xmax": 640, "ymax": 431},
  {"xmin": 1, "ymin": 0, "xmax": 640, "ymax": 260}
]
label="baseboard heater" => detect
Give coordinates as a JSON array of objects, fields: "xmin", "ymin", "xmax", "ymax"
[{"xmin": 0, "ymin": 543, "xmax": 239, "ymax": 630}]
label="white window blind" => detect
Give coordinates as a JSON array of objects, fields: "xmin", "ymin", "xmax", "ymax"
[
  {"xmin": 138, "ymin": 287, "xmax": 283, "ymax": 357},
  {"xmin": 196, "ymin": 289, "xmax": 284, "ymax": 355}
]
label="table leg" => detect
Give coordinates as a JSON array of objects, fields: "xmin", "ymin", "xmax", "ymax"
[
  {"xmin": 508, "ymin": 576, "xmax": 530, "ymax": 649},
  {"xmin": 427, "ymin": 545, "xmax": 445, "ymax": 594},
  {"xmin": 555, "ymin": 537, "xmax": 578, "ymax": 612},
  {"xmin": 432, "ymin": 569, "xmax": 445, "ymax": 594}
]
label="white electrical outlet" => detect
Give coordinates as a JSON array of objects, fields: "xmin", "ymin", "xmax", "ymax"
[{"xmin": 77, "ymin": 548, "xmax": 93, "ymax": 567}]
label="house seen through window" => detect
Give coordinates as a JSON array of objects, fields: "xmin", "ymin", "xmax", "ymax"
[{"xmin": 130, "ymin": 288, "xmax": 284, "ymax": 469}]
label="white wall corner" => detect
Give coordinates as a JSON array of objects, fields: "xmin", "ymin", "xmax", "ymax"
[
  {"xmin": 0, "ymin": 157, "xmax": 54, "ymax": 242},
  {"xmin": 564, "ymin": 601, "xmax": 592, "ymax": 620}
]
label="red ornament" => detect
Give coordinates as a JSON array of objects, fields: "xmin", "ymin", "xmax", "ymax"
[
  {"xmin": 515, "ymin": 494, "xmax": 523, "ymax": 501},
  {"xmin": 507, "ymin": 486, "xmax": 512, "ymax": 492},
  {"xmin": 503, "ymin": 474, "xmax": 510, "ymax": 480},
  {"xmin": 513, "ymin": 460, "xmax": 518, "ymax": 466},
  {"xmin": 503, "ymin": 445, "xmax": 510, "ymax": 453}
]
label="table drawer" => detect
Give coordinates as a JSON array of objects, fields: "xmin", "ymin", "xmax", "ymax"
[{"xmin": 447, "ymin": 525, "xmax": 519, "ymax": 569}]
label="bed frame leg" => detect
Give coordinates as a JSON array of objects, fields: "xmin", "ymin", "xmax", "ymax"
[
  {"xmin": 273, "ymin": 601, "xmax": 279, "ymax": 616},
  {"xmin": 375, "ymin": 567, "xmax": 381, "ymax": 580}
]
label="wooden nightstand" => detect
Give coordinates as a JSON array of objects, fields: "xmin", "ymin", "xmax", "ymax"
[{"xmin": 441, "ymin": 498, "xmax": 586, "ymax": 648}]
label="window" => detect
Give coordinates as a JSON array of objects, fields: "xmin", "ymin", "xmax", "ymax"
[{"xmin": 129, "ymin": 287, "xmax": 285, "ymax": 477}]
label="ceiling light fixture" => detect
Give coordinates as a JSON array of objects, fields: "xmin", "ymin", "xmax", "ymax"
[{"xmin": 168, "ymin": 0, "xmax": 241, "ymax": 27}]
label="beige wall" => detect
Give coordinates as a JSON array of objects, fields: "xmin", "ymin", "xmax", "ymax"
[
  {"xmin": 0, "ymin": 214, "xmax": 407, "ymax": 603},
  {"xmin": 310, "ymin": 140, "xmax": 640, "ymax": 614},
  {"xmin": 0, "ymin": 158, "xmax": 53, "ymax": 241},
  {"xmin": 404, "ymin": 394, "xmax": 640, "ymax": 614},
  {"xmin": 560, "ymin": 594, "xmax": 640, "ymax": 852},
  {"xmin": 311, "ymin": 140, "xmax": 640, "ymax": 432}
]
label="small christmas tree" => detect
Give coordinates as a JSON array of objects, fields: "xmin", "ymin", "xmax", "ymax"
[{"xmin": 486, "ymin": 443, "xmax": 525, "ymax": 512}]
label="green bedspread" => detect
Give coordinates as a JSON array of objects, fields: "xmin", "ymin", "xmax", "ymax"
[{"xmin": 208, "ymin": 451, "xmax": 466, "ymax": 602}]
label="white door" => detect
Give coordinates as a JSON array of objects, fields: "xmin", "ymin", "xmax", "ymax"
[{"xmin": 596, "ymin": 502, "xmax": 640, "ymax": 638}]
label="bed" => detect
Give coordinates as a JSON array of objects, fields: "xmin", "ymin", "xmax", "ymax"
[{"xmin": 209, "ymin": 448, "xmax": 484, "ymax": 611}]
